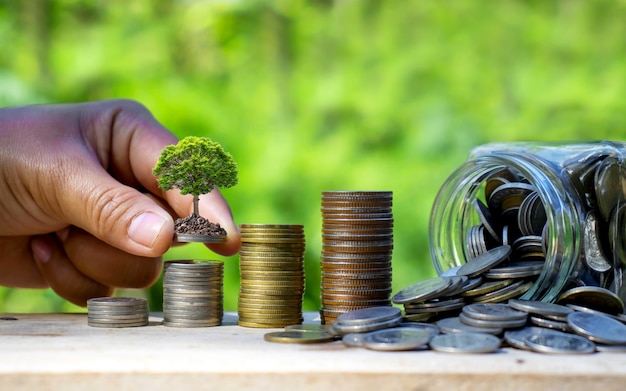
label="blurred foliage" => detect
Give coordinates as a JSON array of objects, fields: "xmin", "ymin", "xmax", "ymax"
[{"xmin": 1, "ymin": 0, "xmax": 626, "ymax": 312}]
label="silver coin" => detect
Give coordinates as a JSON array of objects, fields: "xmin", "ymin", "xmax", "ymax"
[
  {"xmin": 504, "ymin": 326, "xmax": 556, "ymax": 350},
  {"xmin": 524, "ymin": 330, "xmax": 596, "ymax": 354},
  {"xmin": 87, "ymin": 308, "xmax": 148, "ymax": 315},
  {"xmin": 529, "ymin": 316, "xmax": 570, "ymax": 332},
  {"xmin": 595, "ymin": 344, "xmax": 626, "ymax": 353},
  {"xmin": 342, "ymin": 333, "xmax": 367, "ymax": 347},
  {"xmin": 362, "ymin": 327, "xmax": 433, "ymax": 351},
  {"xmin": 565, "ymin": 304, "xmax": 626, "ymax": 324},
  {"xmin": 162, "ymin": 320, "xmax": 221, "ymax": 328},
  {"xmin": 392, "ymin": 277, "xmax": 454, "ymax": 304},
  {"xmin": 87, "ymin": 297, "xmax": 147, "ymax": 307},
  {"xmin": 87, "ymin": 321, "xmax": 148, "ymax": 328},
  {"xmin": 457, "ymin": 245, "xmax": 512, "ymax": 278},
  {"xmin": 429, "ymin": 332, "xmax": 501, "ymax": 354},
  {"xmin": 335, "ymin": 306, "xmax": 401, "ymax": 326},
  {"xmin": 473, "ymin": 199, "xmax": 501, "ymax": 242},
  {"xmin": 471, "ymin": 280, "xmax": 533, "ymax": 304},
  {"xmin": 449, "ymin": 277, "xmax": 484, "ymax": 296},
  {"xmin": 436, "ymin": 316, "xmax": 502, "ymax": 336},
  {"xmin": 332, "ymin": 315, "xmax": 402, "ymax": 335},
  {"xmin": 174, "ymin": 233, "xmax": 227, "ymax": 243},
  {"xmin": 459, "ymin": 311, "xmax": 527, "ymax": 329},
  {"xmin": 462, "ymin": 303, "xmax": 528, "ymax": 322},
  {"xmin": 402, "ymin": 313, "xmax": 434, "ymax": 322},
  {"xmin": 404, "ymin": 297, "xmax": 465, "ymax": 310},
  {"xmin": 403, "ymin": 299, "xmax": 466, "ymax": 314},
  {"xmin": 483, "ymin": 261, "xmax": 543, "ymax": 279},
  {"xmin": 567, "ymin": 311, "xmax": 626, "ymax": 345},
  {"xmin": 595, "ymin": 156, "xmax": 626, "ymax": 222},
  {"xmin": 441, "ymin": 266, "xmax": 461, "ymax": 277},
  {"xmin": 440, "ymin": 276, "xmax": 471, "ymax": 297},
  {"xmin": 582, "ymin": 212, "xmax": 612, "ymax": 273},
  {"xmin": 87, "ymin": 313, "xmax": 148, "ymax": 321},
  {"xmin": 285, "ymin": 324, "xmax": 330, "ymax": 332},
  {"xmin": 397, "ymin": 322, "xmax": 440, "ymax": 338},
  {"xmin": 507, "ymin": 299, "xmax": 573, "ymax": 321}
]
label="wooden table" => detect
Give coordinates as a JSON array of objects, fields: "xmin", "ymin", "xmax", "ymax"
[{"xmin": 1, "ymin": 312, "xmax": 625, "ymax": 391}]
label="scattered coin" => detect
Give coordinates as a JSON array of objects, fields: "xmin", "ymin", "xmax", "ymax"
[
  {"xmin": 524, "ymin": 330, "xmax": 596, "ymax": 354},
  {"xmin": 391, "ymin": 276, "xmax": 455, "ymax": 304},
  {"xmin": 456, "ymin": 245, "xmax": 512, "ymax": 278},
  {"xmin": 264, "ymin": 331, "xmax": 336, "ymax": 344},
  {"xmin": 529, "ymin": 316, "xmax": 569, "ymax": 332},
  {"xmin": 459, "ymin": 312, "xmax": 527, "ymax": 330},
  {"xmin": 567, "ymin": 311, "xmax": 626, "ymax": 345},
  {"xmin": 507, "ymin": 299, "xmax": 573, "ymax": 321},
  {"xmin": 285, "ymin": 324, "xmax": 330, "ymax": 332},
  {"xmin": 557, "ymin": 286, "xmax": 625, "ymax": 315},
  {"xmin": 335, "ymin": 306, "xmax": 401, "ymax": 326},
  {"xmin": 362, "ymin": 327, "xmax": 433, "ymax": 351},
  {"xmin": 436, "ymin": 316, "xmax": 503, "ymax": 336},
  {"xmin": 462, "ymin": 303, "xmax": 528, "ymax": 322},
  {"xmin": 504, "ymin": 326, "xmax": 556, "ymax": 350},
  {"xmin": 332, "ymin": 315, "xmax": 402, "ymax": 335},
  {"xmin": 397, "ymin": 322, "xmax": 441, "ymax": 339},
  {"xmin": 342, "ymin": 333, "xmax": 367, "ymax": 347},
  {"xmin": 429, "ymin": 332, "xmax": 501, "ymax": 354}
]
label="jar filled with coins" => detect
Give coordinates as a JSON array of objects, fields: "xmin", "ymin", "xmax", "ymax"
[{"xmin": 430, "ymin": 142, "xmax": 626, "ymax": 304}]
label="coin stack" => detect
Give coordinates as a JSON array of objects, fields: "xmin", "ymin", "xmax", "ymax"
[
  {"xmin": 162, "ymin": 260, "xmax": 224, "ymax": 327},
  {"xmin": 320, "ymin": 191, "xmax": 394, "ymax": 324},
  {"xmin": 238, "ymin": 224, "xmax": 306, "ymax": 328},
  {"xmin": 87, "ymin": 297, "xmax": 149, "ymax": 328}
]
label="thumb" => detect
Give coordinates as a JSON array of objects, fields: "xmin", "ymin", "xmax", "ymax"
[{"xmin": 58, "ymin": 164, "xmax": 175, "ymax": 257}]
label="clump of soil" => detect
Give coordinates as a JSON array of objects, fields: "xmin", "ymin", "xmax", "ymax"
[{"xmin": 174, "ymin": 214, "xmax": 226, "ymax": 236}]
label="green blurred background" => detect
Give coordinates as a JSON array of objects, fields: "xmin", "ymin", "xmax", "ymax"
[{"xmin": 1, "ymin": 0, "xmax": 625, "ymax": 312}]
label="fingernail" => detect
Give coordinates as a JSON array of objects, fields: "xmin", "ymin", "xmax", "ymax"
[
  {"xmin": 128, "ymin": 212, "xmax": 167, "ymax": 248},
  {"xmin": 31, "ymin": 237, "xmax": 53, "ymax": 264},
  {"xmin": 55, "ymin": 227, "xmax": 71, "ymax": 242}
]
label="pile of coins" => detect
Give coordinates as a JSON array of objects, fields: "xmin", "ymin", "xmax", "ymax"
[
  {"xmin": 238, "ymin": 224, "xmax": 305, "ymax": 328},
  {"xmin": 87, "ymin": 297, "xmax": 149, "ymax": 328},
  {"xmin": 320, "ymin": 191, "xmax": 394, "ymax": 324},
  {"xmin": 395, "ymin": 245, "xmax": 542, "ymax": 321},
  {"xmin": 265, "ymin": 298, "xmax": 626, "ymax": 354},
  {"xmin": 162, "ymin": 260, "xmax": 224, "ymax": 327}
]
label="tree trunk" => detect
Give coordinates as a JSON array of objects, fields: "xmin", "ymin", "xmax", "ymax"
[{"xmin": 193, "ymin": 195, "xmax": 200, "ymax": 216}]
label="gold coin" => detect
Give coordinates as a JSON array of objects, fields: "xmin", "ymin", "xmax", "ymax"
[
  {"xmin": 556, "ymin": 286, "xmax": 625, "ymax": 315},
  {"xmin": 461, "ymin": 279, "xmax": 515, "ymax": 297},
  {"xmin": 264, "ymin": 331, "xmax": 335, "ymax": 344}
]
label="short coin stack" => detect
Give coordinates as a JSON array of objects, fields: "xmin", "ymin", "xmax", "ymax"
[
  {"xmin": 238, "ymin": 224, "xmax": 305, "ymax": 328},
  {"xmin": 320, "ymin": 191, "xmax": 394, "ymax": 324},
  {"xmin": 162, "ymin": 260, "xmax": 224, "ymax": 327},
  {"xmin": 87, "ymin": 297, "xmax": 149, "ymax": 328}
]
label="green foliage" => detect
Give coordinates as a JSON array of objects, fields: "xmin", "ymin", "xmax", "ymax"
[
  {"xmin": 1, "ymin": 0, "xmax": 626, "ymax": 312},
  {"xmin": 153, "ymin": 136, "xmax": 238, "ymax": 197}
]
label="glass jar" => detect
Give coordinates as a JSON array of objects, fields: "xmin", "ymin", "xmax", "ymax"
[{"xmin": 429, "ymin": 141, "xmax": 626, "ymax": 303}]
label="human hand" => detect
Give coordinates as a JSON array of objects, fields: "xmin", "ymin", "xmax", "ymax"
[{"xmin": 0, "ymin": 99, "xmax": 241, "ymax": 306}]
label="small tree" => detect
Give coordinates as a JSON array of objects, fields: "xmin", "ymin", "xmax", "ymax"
[{"xmin": 153, "ymin": 136, "xmax": 238, "ymax": 217}]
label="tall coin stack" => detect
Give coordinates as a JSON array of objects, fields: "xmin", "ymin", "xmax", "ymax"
[
  {"xmin": 87, "ymin": 297, "xmax": 149, "ymax": 328},
  {"xmin": 320, "ymin": 191, "xmax": 394, "ymax": 325},
  {"xmin": 238, "ymin": 224, "xmax": 305, "ymax": 328},
  {"xmin": 162, "ymin": 260, "xmax": 224, "ymax": 327}
]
